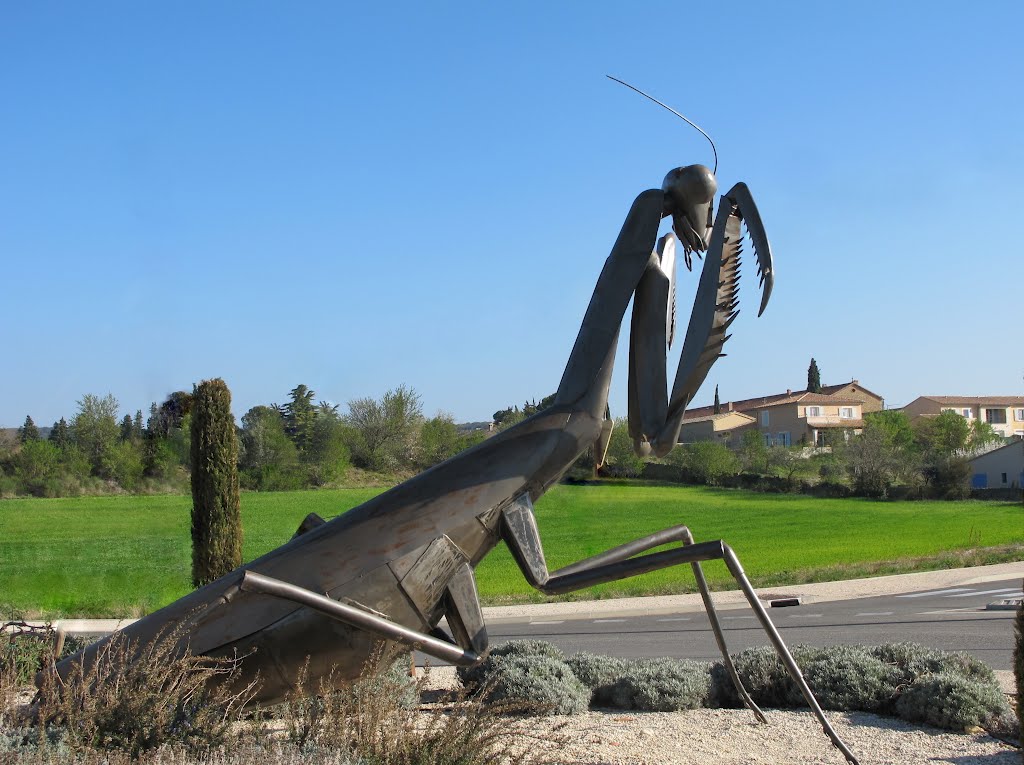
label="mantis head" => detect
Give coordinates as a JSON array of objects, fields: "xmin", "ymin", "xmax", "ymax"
[{"xmin": 662, "ymin": 164, "xmax": 717, "ymax": 269}]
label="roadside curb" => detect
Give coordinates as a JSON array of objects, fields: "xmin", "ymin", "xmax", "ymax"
[{"xmin": 16, "ymin": 561, "xmax": 1023, "ymax": 635}]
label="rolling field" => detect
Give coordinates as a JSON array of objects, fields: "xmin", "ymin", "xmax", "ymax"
[{"xmin": 1, "ymin": 483, "xmax": 1021, "ymax": 618}]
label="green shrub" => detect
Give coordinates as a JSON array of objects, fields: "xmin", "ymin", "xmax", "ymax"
[
  {"xmin": 710, "ymin": 645, "xmax": 800, "ymax": 708},
  {"xmin": 457, "ymin": 640, "xmax": 565, "ymax": 689},
  {"xmin": 797, "ymin": 645, "xmax": 901, "ymax": 712},
  {"xmin": 895, "ymin": 672, "xmax": 1010, "ymax": 730},
  {"xmin": 869, "ymin": 642, "xmax": 995, "ymax": 685},
  {"xmin": 566, "ymin": 652, "xmax": 629, "ymax": 706},
  {"xmin": 2, "ymin": 625, "xmax": 57, "ymax": 686},
  {"xmin": 669, "ymin": 441, "xmax": 740, "ymax": 486},
  {"xmin": 477, "ymin": 655, "xmax": 589, "ymax": 715},
  {"xmin": 608, "ymin": 658, "xmax": 710, "ymax": 711}
]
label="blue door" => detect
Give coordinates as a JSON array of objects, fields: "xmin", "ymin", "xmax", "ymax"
[{"xmin": 971, "ymin": 473, "xmax": 988, "ymax": 489}]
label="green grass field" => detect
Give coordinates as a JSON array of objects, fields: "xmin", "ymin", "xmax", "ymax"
[{"xmin": 1, "ymin": 483, "xmax": 1021, "ymax": 618}]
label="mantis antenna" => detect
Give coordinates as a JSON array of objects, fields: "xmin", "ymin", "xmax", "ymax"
[{"xmin": 606, "ymin": 75, "xmax": 718, "ymax": 175}]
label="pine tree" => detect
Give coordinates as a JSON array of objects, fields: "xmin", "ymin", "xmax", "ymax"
[
  {"xmin": 49, "ymin": 418, "xmax": 70, "ymax": 449},
  {"xmin": 282, "ymin": 384, "xmax": 317, "ymax": 453},
  {"xmin": 190, "ymin": 378, "xmax": 242, "ymax": 587},
  {"xmin": 18, "ymin": 415, "xmax": 40, "ymax": 443},
  {"xmin": 120, "ymin": 414, "xmax": 134, "ymax": 442},
  {"xmin": 713, "ymin": 385, "xmax": 721, "ymax": 415},
  {"xmin": 807, "ymin": 358, "xmax": 822, "ymax": 393},
  {"xmin": 133, "ymin": 410, "xmax": 144, "ymax": 440}
]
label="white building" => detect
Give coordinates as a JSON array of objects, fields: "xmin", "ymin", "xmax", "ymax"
[{"xmin": 969, "ymin": 439, "xmax": 1024, "ymax": 489}]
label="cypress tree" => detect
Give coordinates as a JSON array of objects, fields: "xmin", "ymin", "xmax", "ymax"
[
  {"xmin": 807, "ymin": 358, "xmax": 822, "ymax": 393},
  {"xmin": 190, "ymin": 378, "xmax": 242, "ymax": 587},
  {"xmin": 713, "ymin": 385, "xmax": 721, "ymax": 415}
]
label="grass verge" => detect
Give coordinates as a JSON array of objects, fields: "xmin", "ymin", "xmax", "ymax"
[{"xmin": 1, "ymin": 483, "xmax": 1021, "ymax": 617}]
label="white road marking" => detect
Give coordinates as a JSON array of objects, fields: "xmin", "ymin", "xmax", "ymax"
[
  {"xmin": 856, "ymin": 611, "xmax": 894, "ymax": 617},
  {"xmin": 787, "ymin": 613, "xmax": 823, "ymax": 619},
  {"xmin": 915, "ymin": 607, "xmax": 978, "ymax": 615},
  {"xmin": 529, "ymin": 620, "xmax": 564, "ymax": 625},
  {"xmin": 723, "ymin": 616, "xmax": 756, "ymax": 621},
  {"xmin": 946, "ymin": 587, "xmax": 1023, "ymax": 598},
  {"xmin": 895, "ymin": 587, "xmax": 972, "ymax": 598},
  {"xmin": 593, "ymin": 618, "xmax": 627, "ymax": 623},
  {"xmin": 656, "ymin": 617, "xmax": 691, "ymax": 622}
]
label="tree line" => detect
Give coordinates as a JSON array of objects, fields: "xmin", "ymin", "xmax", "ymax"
[
  {"xmin": 608, "ymin": 408, "xmax": 1006, "ymax": 500},
  {"xmin": 0, "ymin": 383, "xmax": 489, "ymax": 498},
  {"xmin": 1, "ymin": 381, "xmax": 1007, "ymax": 500}
]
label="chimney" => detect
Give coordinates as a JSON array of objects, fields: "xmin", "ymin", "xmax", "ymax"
[
  {"xmin": 786, "ymin": 389, "xmax": 792, "ymax": 396},
  {"xmin": 728, "ymin": 402, "xmax": 733, "ymax": 412}
]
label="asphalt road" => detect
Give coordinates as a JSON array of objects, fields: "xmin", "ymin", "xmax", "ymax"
[{"xmin": 478, "ymin": 578, "xmax": 1022, "ymax": 670}]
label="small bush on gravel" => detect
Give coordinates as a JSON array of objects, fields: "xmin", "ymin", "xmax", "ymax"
[
  {"xmin": 472, "ymin": 655, "xmax": 589, "ymax": 715},
  {"xmin": 895, "ymin": 672, "xmax": 1010, "ymax": 731},
  {"xmin": 608, "ymin": 658, "xmax": 710, "ymax": 712},
  {"xmin": 566, "ymin": 652, "xmax": 629, "ymax": 706},
  {"xmin": 711, "ymin": 645, "xmax": 799, "ymax": 709},
  {"xmin": 796, "ymin": 645, "xmax": 902, "ymax": 713},
  {"xmin": 869, "ymin": 642, "xmax": 995, "ymax": 685},
  {"xmin": 457, "ymin": 640, "xmax": 566, "ymax": 689}
]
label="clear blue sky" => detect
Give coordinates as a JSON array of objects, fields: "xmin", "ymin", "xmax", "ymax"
[{"xmin": 2, "ymin": 2, "xmax": 1022, "ymax": 428}]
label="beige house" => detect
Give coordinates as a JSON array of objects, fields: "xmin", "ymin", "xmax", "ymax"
[
  {"xmin": 684, "ymin": 379, "xmax": 884, "ymax": 421},
  {"xmin": 681, "ymin": 379, "xmax": 880, "ymax": 447},
  {"xmin": 677, "ymin": 410, "xmax": 756, "ymax": 447},
  {"xmin": 968, "ymin": 439, "xmax": 1024, "ymax": 489},
  {"xmin": 744, "ymin": 393, "xmax": 864, "ymax": 447},
  {"xmin": 901, "ymin": 396, "xmax": 1024, "ymax": 439}
]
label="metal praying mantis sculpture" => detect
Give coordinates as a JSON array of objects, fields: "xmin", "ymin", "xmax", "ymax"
[{"xmin": 53, "ymin": 83, "xmax": 860, "ymax": 764}]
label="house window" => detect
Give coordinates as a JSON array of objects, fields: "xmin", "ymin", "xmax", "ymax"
[
  {"xmin": 1015, "ymin": 408, "xmax": 1024, "ymax": 421},
  {"xmin": 962, "ymin": 409, "xmax": 972, "ymax": 418},
  {"xmin": 839, "ymin": 407, "xmax": 854, "ymax": 419},
  {"xmin": 1001, "ymin": 473, "xmax": 1008, "ymax": 485},
  {"xmin": 761, "ymin": 411, "xmax": 770, "ymax": 427},
  {"xmin": 805, "ymin": 406, "xmax": 822, "ymax": 417},
  {"xmin": 985, "ymin": 409, "xmax": 1007, "ymax": 424},
  {"xmin": 776, "ymin": 432, "xmax": 791, "ymax": 447},
  {"xmin": 763, "ymin": 433, "xmax": 773, "ymax": 446}
]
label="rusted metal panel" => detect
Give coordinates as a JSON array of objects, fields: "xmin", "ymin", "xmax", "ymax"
[{"xmin": 398, "ymin": 536, "xmax": 466, "ymax": 619}]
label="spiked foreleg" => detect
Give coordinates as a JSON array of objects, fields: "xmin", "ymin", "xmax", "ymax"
[{"xmin": 500, "ymin": 495, "xmax": 859, "ymax": 765}]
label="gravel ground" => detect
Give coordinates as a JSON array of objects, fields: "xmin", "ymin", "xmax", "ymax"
[
  {"xmin": 421, "ymin": 667, "xmax": 1021, "ymax": 765},
  {"xmin": 520, "ymin": 708, "xmax": 1019, "ymax": 765}
]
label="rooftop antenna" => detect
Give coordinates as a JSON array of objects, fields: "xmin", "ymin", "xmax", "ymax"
[{"xmin": 606, "ymin": 75, "xmax": 718, "ymax": 174}]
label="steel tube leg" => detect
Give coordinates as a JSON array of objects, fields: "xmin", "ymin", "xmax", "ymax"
[
  {"xmin": 550, "ymin": 524, "xmax": 766, "ymax": 724},
  {"xmin": 721, "ymin": 546, "xmax": 858, "ymax": 765},
  {"xmin": 678, "ymin": 528, "xmax": 767, "ymax": 724},
  {"xmin": 501, "ymin": 502, "xmax": 859, "ymax": 765}
]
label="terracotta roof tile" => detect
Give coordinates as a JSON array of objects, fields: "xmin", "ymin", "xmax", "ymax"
[
  {"xmin": 918, "ymin": 396, "xmax": 1024, "ymax": 406},
  {"xmin": 684, "ymin": 380, "xmax": 882, "ymax": 418},
  {"xmin": 681, "ymin": 412, "xmax": 756, "ymax": 425}
]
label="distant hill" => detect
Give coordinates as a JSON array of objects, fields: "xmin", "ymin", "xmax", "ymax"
[{"xmin": 0, "ymin": 426, "xmax": 53, "ymax": 443}]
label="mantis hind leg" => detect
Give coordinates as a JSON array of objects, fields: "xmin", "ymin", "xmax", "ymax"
[{"xmin": 500, "ymin": 494, "xmax": 859, "ymax": 765}]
